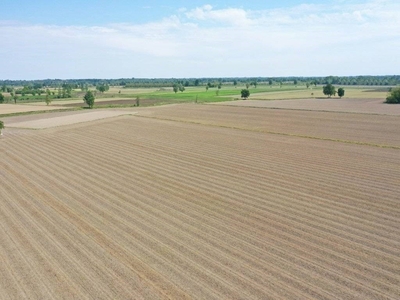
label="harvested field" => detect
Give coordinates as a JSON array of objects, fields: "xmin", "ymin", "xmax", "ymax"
[
  {"xmin": 0, "ymin": 104, "xmax": 70, "ymax": 115},
  {"xmin": 136, "ymin": 104, "xmax": 400, "ymax": 148},
  {"xmin": 5, "ymin": 110, "xmax": 135, "ymax": 129},
  {"xmin": 215, "ymin": 98, "xmax": 400, "ymax": 115},
  {"xmin": 1, "ymin": 104, "xmax": 400, "ymax": 299}
]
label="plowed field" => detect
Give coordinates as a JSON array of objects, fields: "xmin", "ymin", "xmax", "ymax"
[
  {"xmin": 0, "ymin": 104, "xmax": 70, "ymax": 115},
  {"xmin": 1, "ymin": 104, "xmax": 399, "ymax": 299},
  {"xmin": 215, "ymin": 98, "xmax": 400, "ymax": 115}
]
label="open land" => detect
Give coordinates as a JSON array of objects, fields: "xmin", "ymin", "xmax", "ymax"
[
  {"xmin": 1, "ymin": 98, "xmax": 399, "ymax": 299},
  {"xmin": 215, "ymin": 98, "xmax": 400, "ymax": 115},
  {"xmin": 0, "ymin": 104, "xmax": 71, "ymax": 115}
]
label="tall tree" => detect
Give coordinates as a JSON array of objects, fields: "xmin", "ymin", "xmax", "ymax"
[
  {"xmin": 45, "ymin": 94, "xmax": 52, "ymax": 106},
  {"xmin": 241, "ymin": 89, "xmax": 250, "ymax": 99},
  {"xmin": 337, "ymin": 88, "xmax": 345, "ymax": 98},
  {"xmin": 323, "ymin": 84, "xmax": 336, "ymax": 97},
  {"xmin": 0, "ymin": 93, "xmax": 4, "ymax": 103},
  {"xmin": 83, "ymin": 90, "xmax": 95, "ymax": 108}
]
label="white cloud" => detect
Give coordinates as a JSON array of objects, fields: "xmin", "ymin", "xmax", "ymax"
[
  {"xmin": 185, "ymin": 5, "xmax": 252, "ymax": 26},
  {"xmin": 0, "ymin": 0, "xmax": 399, "ymax": 79}
]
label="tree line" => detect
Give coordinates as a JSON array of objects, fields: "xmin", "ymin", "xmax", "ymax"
[{"xmin": 1, "ymin": 75, "xmax": 399, "ymax": 89}]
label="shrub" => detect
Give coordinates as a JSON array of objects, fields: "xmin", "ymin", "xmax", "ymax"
[
  {"xmin": 83, "ymin": 91, "xmax": 95, "ymax": 108},
  {"xmin": 386, "ymin": 87, "xmax": 400, "ymax": 104},
  {"xmin": 241, "ymin": 89, "xmax": 250, "ymax": 99}
]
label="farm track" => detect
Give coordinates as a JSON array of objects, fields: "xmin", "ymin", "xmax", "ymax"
[{"xmin": 1, "ymin": 105, "xmax": 400, "ymax": 299}]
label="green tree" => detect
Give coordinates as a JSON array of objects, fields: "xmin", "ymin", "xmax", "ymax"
[
  {"xmin": 268, "ymin": 79, "xmax": 273, "ymax": 87},
  {"xmin": 386, "ymin": 87, "xmax": 400, "ymax": 104},
  {"xmin": 173, "ymin": 84, "xmax": 179, "ymax": 93},
  {"xmin": 0, "ymin": 120, "xmax": 4, "ymax": 135},
  {"xmin": 179, "ymin": 85, "xmax": 185, "ymax": 92},
  {"xmin": 194, "ymin": 79, "xmax": 200, "ymax": 86},
  {"xmin": 206, "ymin": 86, "xmax": 209, "ymax": 91},
  {"xmin": 337, "ymin": 87, "xmax": 345, "ymax": 98},
  {"xmin": 0, "ymin": 93, "xmax": 4, "ymax": 103},
  {"xmin": 241, "ymin": 89, "xmax": 250, "ymax": 99},
  {"xmin": 246, "ymin": 83, "xmax": 250, "ymax": 89},
  {"xmin": 83, "ymin": 90, "xmax": 95, "ymax": 108},
  {"xmin": 45, "ymin": 94, "xmax": 52, "ymax": 106},
  {"xmin": 96, "ymin": 84, "xmax": 106, "ymax": 93},
  {"xmin": 233, "ymin": 80, "xmax": 237, "ymax": 88},
  {"xmin": 306, "ymin": 82, "xmax": 310, "ymax": 89},
  {"xmin": 323, "ymin": 84, "xmax": 336, "ymax": 97}
]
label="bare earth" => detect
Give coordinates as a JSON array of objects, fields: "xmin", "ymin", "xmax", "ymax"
[
  {"xmin": 5, "ymin": 110, "xmax": 136, "ymax": 129},
  {"xmin": 0, "ymin": 103, "xmax": 399, "ymax": 299},
  {"xmin": 0, "ymin": 104, "xmax": 70, "ymax": 115},
  {"xmin": 216, "ymin": 98, "xmax": 400, "ymax": 115}
]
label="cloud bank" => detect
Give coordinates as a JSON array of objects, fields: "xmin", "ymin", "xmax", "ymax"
[{"xmin": 0, "ymin": 0, "xmax": 399, "ymax": 79}]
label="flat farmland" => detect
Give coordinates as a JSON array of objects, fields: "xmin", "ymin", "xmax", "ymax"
[
  {"xmin": 216, "ymin": 98, "xmax": 400, "ymax": 115},
  {"xmin": 1, "ymin": 104, "xmax": 400, "ymax": 299},
  {"xmin": 137, "ymin": 104, "xmax": 400, "ymax": 148},
  {"xmin": 0, "ymin": 104, "xmax": 70, "ymax": 115}
]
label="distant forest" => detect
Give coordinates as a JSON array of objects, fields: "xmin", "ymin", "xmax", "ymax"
[{"xmin": 1, "ymin": 75, "xmax": 399, "ymax": 89}]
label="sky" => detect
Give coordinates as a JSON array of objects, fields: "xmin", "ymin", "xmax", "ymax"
[{"xmin": 0, "ymin": 0, "xmax": 399, "ymax": 80}]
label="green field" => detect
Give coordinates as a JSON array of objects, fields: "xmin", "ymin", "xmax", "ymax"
[{"xmin": 1, "ymin": 84, "xmax": 391, "ymax": 109}]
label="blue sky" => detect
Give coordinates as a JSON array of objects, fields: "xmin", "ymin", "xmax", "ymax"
[{"xmin": 1, "ymin": 0, "xmax": 399, "ymax": 79}]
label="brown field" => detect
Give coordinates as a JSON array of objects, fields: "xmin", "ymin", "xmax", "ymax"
[
  {"xmin": 5, "ymin": 110, "xmax": 135, "ymax": 129},
  {"xmin": 0, "ymin": 104, "xmax": 70, "ymax": 115},
  {"xmin": 1, "ymin": 103, "xmax": 399, "ymax": 299},
  {"xmin": 216, "ymin": 98, "xmax": 400, "ymax": 115}
]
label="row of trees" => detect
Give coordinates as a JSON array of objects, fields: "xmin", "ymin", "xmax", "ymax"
[
  {"xmin": 322, "ymin": 84, "xmax": 345, "ymax": 98},
  {"xmin": 1, "ymin": 76, "xmax": 399, "ymax": 89}
]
